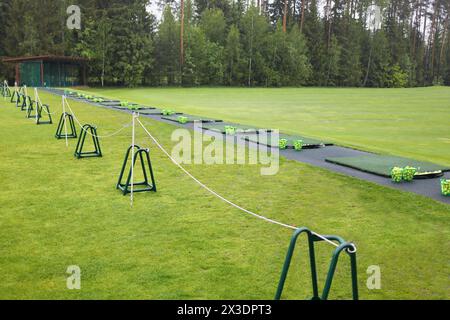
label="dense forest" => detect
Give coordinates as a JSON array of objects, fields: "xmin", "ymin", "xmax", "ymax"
[{"xmin": 0, "ymin": 0, "xmax": 449, "ymax": 87}]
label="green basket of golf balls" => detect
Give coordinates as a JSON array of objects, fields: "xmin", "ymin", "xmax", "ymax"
[{"xmin": 441, "ymin": 179, "xmax": 450, "ymax": 196}]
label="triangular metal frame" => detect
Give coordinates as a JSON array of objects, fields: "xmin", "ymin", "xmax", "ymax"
[
  {"xmin": 34, "ymin": 102, "xmax": 53, "ymax": 125},
  {"xmin": 275, "ymin": 227, "xmax": 359, "ymax": 301},
  {"xmin": 21, "ymin": 95, "xmax": 32, "ymax": 112},
  {"xmin": 74, "ymin": 124, "xmax": 102, "ymax": 159},
  {"xmin": 29, "ymin": 89, "xmax": 52, "ymax": 124},
  {"xmin": 26, "ymin": 100, "xmax": 37, "ymax": 119},
  {"xmin": 55, "ymin": 112, "xmax": 77, "ymax": 139},
  {"xmin": 12, "ymin": 86, "xmax": 24, "ymax": 105},
  {"xmin": 16, "ymin": 93, "xmax": 24, "ymax": 108},
  {"xmin": 10, "ymin": 90, "xmax": 19, "ymax": 103},
  {"xmin": 1, "ymin": 85, "xmax": 11, "ymax": 98},
  {"xmin": 117, "ymin": 145, "xmax": 157, "ymax": 195}
]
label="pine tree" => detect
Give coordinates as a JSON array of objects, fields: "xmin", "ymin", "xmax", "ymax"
[
  {"xmin": 157, "ymin": 5, "xmax": 180, "ymax": 85},
  {"xmin": 241, "ymin": 6, "xmax": 271, "ymax": 86},
  {"xmin": 303, "ymin": 0, "xmax": 326, "ymax": 85},
  {"xmin": 200, "ymin": 8, "xmax": 227, "ymax": 44},
  {"xmin": 224, "ymin": 25, "xmax": 243, "ymax": 85}
]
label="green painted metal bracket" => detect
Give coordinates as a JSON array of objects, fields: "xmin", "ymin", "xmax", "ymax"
[
  {"xmin": 26, "ymin": 100, "xmax": 37, "ymax": 119},
  {"xmin": 36, "ymin": 103, "xmax": 53, "ymax": 125},
  {"xmin": 74, "ymin": 124, "xmax": 102, "ymax": 159},
  {"xmin": 10, "ymin": 90, "xmax": 19, "ymax": 103},
  {"xmin": 15, "ymin": 93, "xmax": 23, "ymax": 107},
  {"xmin": 21, "ymin": 95, "xmax": 32, "ymax": 111},
  {"xmin": 55, "ymin": 112, "xmax": 77, "ymax": 139},
  {"xmin": 117, "ymin": 145, "xmax": 157, "ymax": 195},
  {"xmin": 275, "ymin": 227, "xmax": 358, "ymax": 300},
  {"xmin": 1, "ymin": 85, "xmax": 11, "ymax": 98}
]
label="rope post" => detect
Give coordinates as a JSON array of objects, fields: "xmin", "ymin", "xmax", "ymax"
[
  {"xmin": 24, "ymin": 85, "xmax": 29, "ymax": 114},
  {"xmin": 34, "ymin": 88, "xmax": 39, "ymax": 123},
  {"xmin": 130, "ymin": 112, "xmax": 138, "ymax": 207},
  {"xmin": 62, "ymin": 95, "xmax": 69, "ymax": 147}
]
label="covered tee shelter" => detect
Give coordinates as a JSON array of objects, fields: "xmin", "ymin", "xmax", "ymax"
[{"xmin": 2, "ymin": 55, "xmax": 87, "ymax": 87}]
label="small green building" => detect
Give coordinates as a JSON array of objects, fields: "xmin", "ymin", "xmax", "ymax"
[{"xmin": 2, "ymin": 55, "xmax": 87, "ymax": 87}]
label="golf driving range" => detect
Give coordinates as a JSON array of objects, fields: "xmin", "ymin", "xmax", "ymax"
[{"xmin": 0, "ymin": 85, "xmax": 449, "ymax": 300}]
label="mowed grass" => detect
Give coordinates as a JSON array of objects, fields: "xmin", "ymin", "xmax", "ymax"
[
  {"xmin": 84, "ymin": 86, "xmax": 450, "ymax": 167},
  {"xmin": 0, "ymin": 91, "xmax": 449, "ymax": 300}
]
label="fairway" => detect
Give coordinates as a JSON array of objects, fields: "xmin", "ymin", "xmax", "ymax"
[
  {"xmin": 1, "ymin": 90, "xmax": 450, "ymax": 300},
  {"xmin": 84, "ymin": 87, "xmax": 450, "ymax": 167}
]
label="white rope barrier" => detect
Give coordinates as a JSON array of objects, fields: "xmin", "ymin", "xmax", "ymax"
[{"xmin": 136, "ymin": 118, "xmax": 355, "ymax": 251}]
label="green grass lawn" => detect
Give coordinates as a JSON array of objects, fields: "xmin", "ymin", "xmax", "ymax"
[
  {"xmin": 83, "ymin": 86, "xmax": 450, "ymax": 167},
  {"xmin": 0, "ymin": 91, "xmax": 449, "ymax": 300}
]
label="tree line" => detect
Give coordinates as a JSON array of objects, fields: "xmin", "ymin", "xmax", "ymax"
[{"xmin": 0, "ymin": 0, "xmax": 449, "ymax": 87}]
